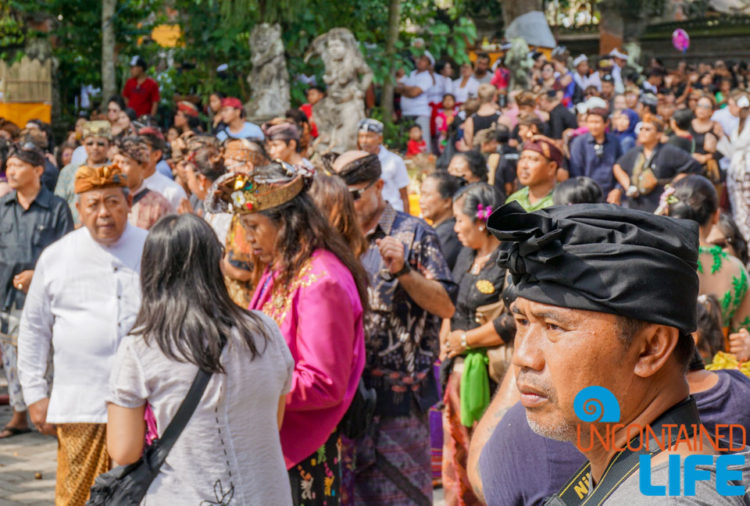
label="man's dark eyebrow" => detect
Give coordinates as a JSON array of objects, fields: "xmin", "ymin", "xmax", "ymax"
[{"xmin": 511, "ymin": 305, "xmax": 574, "ymax": 326}]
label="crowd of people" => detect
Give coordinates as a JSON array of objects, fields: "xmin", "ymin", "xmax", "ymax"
[{"xmin": 1, "ymin": 44, "xmax": 750, "ymax": 505}]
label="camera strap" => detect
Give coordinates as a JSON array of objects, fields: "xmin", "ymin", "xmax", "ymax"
[{"xmin": 545, "ymin": 396, "xmax": 700, "ymax": 506}]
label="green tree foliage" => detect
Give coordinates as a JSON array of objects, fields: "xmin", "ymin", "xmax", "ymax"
[
  {"xmin": 3, "ymin": 0, "xmax": 161, "ymax": 123},
  {"xmin": 0, "ymin": 4, "xmax": 26, "ymax": 62},
  {"xmin": 175, "ymin": 0, "xmax": 477, "ymax": 106},
  {"xmin": 3, "ymin": 0, "xmax": 476, "ymax": 125}
]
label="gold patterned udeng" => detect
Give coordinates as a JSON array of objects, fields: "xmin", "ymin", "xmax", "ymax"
[
  {"xmin": 222, "ymin": 172, "xmax": 305, "ymax": 214},
  {"xmin": 475, "ymin": 279, "xmax": 495, "ymax": 295}
]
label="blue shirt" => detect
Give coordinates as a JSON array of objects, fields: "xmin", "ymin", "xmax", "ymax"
[
  {"xmin": 361, "ymin": 204, "xmax": 457, "ymax": 417},
  {"xmin": 156, "ymin": 160, "xmax": 173, "ymax": 179},
  {"xmin": 216, "ymin": 121, "xmax": 264, "ymax": 142},
  {"xmin": 568, "ymin": 132, "xmax": 623, "ymax": 195}
]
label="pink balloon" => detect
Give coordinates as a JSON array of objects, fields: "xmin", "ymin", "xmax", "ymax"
[{"xmin": 672, "ymin": 29, "xmax": 690, "ymax": 53}]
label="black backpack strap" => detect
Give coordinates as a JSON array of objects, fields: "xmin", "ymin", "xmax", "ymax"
[{"xmin": 152, "ymin": 368, "xmax": 212, "ymax": 465}]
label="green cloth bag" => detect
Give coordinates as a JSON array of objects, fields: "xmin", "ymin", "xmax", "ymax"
[{"xmin": 459, "ymin": 349, "xmax": 490, "ymax": 427}]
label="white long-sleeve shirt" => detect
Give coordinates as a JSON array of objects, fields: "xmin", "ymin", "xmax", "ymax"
[
  {"xmin": 18, "ymin": 224, "xmax": 147, "ymax": 424},
  {"xmin": 144, "ymin": 171, "xmax": 187, "ymax": 213},
  {"xmin": 378, "ymin": 146, "xmax": 410, "ymax": 212}
]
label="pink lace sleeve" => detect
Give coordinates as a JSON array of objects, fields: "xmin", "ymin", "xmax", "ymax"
[{"xmin": 144, "ymin": 403, "xmax": 158, "ymax": 446}]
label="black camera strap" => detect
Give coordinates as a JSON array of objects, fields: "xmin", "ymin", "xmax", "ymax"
[
  {"xmin": 545, "ymin": 396, "xmax": 701, "ymax": 506},
  {"xmin": 150, "ymin": 367, "xmax": 212, "ymax": 466}
]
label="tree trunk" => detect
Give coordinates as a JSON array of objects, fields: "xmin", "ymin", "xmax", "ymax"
[
  {"xmin": 381, "ymin": 0, "xmax": 401, "ymax": 126},
  {"xmin": 501, "ymin": 0, "xmax": 542, "ymax": 28},
  {"xmin": 599, "ymin": 0, "xmax": 624, "ymax": 54},
  {"xmin": 101, "ymin": 0, "xmax": 117, "ymax": 103}
]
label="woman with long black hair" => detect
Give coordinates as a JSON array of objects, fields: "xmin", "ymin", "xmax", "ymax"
[
  {"xmin": 107, "ymin": 213, "xmax": 294, "ymax": 505},
  {"xmin": 213, "ymin": 162, "xmax": 368, "ymax": 505}
]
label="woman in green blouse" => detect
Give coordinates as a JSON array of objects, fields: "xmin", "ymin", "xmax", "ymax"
[{"xmin": 667, "ymin": 175, "xmax": 750, "ymax": 333}]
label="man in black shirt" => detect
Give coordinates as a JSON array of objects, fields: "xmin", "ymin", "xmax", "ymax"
[
  {"xmin": 612, "ymin": 114, "xmax": 701, "ymax": 212},
  {"xmin": 539, "ymin": 89, "xmax": 577, "ymax": 140},
  {"xmin": 0, "ymin": 144, "xmax": 72, "ymax": 438}
]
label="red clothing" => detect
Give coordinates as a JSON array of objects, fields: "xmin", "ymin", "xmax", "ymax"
[
  {"xmin": 299, "ymin": 103, "xmax": 318, "ymax": 138},
  {"xmin": 406, "ymin": 139, "xmax": 427, "ymax": 157},
  {"xmin": 490, "ymin": 68, "xmax": 509, "ymax": 91},
  {"xmin": 122, "ymin": 77, "xmax": 160, "ymax": 117}
]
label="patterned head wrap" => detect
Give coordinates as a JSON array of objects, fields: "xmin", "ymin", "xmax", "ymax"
[
  {"xmin": 221, "ymin": 97, "xmax": 243, "ymax": 110},
  {"xmin": 488, "ymin": 201, "xmax": 699, "ymax": 334},
  {"xmin": 177, "ymin": 101, "xmax": 200, "ymax": 118},
  {"xmin": 82, "ymin": 121, "xmax": 112, "ymax": 140},
  {"xmin": 207, "ymin": 162, "xmax": 305, "ymax": 215},
  {"xmin": 74, "ymin": 163, "xmax": 128, "ymax": 194},
  {"xmin": 521, "ymin": 135, "xmax": 563, "ymax": 167},
  {"xmin": 262, "ymin": 122, "xmax": 300, "ymax": 142},
  {"xmin": 357, "ymin": 118, "xmax": 384, "ymax": 134},
  {"xmin": 117, "ymin": 137, "xmax": 150, "ymax": 164}
]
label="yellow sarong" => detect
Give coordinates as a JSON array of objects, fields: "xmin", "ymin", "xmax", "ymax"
[{"xmin": 56, "ymin": 423, "xmax": 110, "ymax": 506}]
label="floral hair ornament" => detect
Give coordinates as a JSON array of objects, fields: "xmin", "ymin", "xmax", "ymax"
[
  {"xmin": 654, "ymin": 185, "xmax": 678, "ymax": 216},
  {"xmin": 206, "ymin": 161, "xmax": 306, "ymax": 215},
  {"xmin": 477, "ymin": 203, "xmax": 493, "ymax": 222}
]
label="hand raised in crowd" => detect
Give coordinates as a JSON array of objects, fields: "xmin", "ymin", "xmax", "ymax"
[
  {"xmin": 728, "ymin": 328, "xmax": 750, "ymax": 362},
  {"xmin": 376, "ymin": 237, "xmax": 406, "ymax": 274},
  {"xmin": 28, "ymin": 398, "xmax": 57, "ymax": 436},
  {"xmin": 12, "ymin": 269, "xmax": 34, "ymax": 294}
]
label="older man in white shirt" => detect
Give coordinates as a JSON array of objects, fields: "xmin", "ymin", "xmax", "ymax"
[
  {"xmin": 18, "ymin": 163, "xmax": 147, "ymax": 505},
  {"xmin": 357, "ymin": 118, "xmax": 411, "ymax": 213}
]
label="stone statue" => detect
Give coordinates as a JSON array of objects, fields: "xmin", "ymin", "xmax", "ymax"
[
  {"xmin": 505, "ymin": 37, "xmax": 533, "ymax": 91},
  {"xmin": 305, "ymin": 28, "xmax": 373, "ymax": 154},
  {"xmin": 623, "ymin": 42, "xmax": 644, "ymax": 74},
  {"xmin": 246, "ymin": 23, "xmax": 290, "ymax": 122}
]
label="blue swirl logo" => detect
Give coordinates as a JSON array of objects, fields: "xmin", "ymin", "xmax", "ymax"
[{"xmin": 574, "ymin": 386, "xmax": 621, "ymax": 423}]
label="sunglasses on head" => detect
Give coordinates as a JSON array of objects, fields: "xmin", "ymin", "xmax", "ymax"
[
  {"xmin": 349, "ymin": 179, "xmax": 377, "ymax": 201},
  {"xmin": 9, "ymin": 142, "xmax": 39, "ymax": 155}
]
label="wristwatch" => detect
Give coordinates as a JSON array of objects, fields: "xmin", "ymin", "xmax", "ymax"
[{"xmin": 380, "ymin": 263, "xmax": 411, "ymax": 282}]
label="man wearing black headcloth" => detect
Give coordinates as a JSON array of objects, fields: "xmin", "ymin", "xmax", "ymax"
[
  {"xmin": 0, "ymin": 144, "xmax": 72, "ymax": 439},
  {"xmin": 487, "ymin": 202, "xmax": 750, "ymax": 504},
  {"xmin": 332, "ymin": 150, "xmax": 457, "ymax": 505}
]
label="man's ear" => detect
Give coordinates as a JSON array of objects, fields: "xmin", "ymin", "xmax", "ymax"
[
  {"xmin": 548, "ymin": 161, "xmax": 559, "ymax": 177},
  {"xmin": 632, "ymin": 324, "xmax": 680, "ymax": 378}
]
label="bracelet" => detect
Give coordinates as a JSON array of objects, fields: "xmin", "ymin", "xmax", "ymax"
[
  {"xmin": 379, "ymin": 263, "xmax": 410, "ymax": 282},
  {"xmin": 392, "ymin": 262, "xmax": 411, "ymax": 278},
  {"xmin": 460, "ymin": 332, "xmax": 471, "ymax": 351}
]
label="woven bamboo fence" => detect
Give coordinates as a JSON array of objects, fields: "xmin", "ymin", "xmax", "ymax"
[{"xmin": 0, "ymin": 56, "xmax": 52, "ymax": 103}]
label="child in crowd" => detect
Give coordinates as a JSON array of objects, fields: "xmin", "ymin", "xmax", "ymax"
[
  {"xmin": 406, "ymin": 124, "xmax": 427, "ymax": 157},
  {"xmin": 431, "ymin": 93, "xmax": 459, "ymax": 154}
]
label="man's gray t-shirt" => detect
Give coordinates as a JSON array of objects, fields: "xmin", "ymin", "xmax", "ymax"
[{"xmin": 601, "ymin": 450, "xmax": 750, "ymax": 505}]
